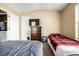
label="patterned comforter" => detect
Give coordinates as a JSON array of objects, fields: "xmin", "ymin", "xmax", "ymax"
[
  {"xmin": 48, "ymin": 33, "xmax": 79, "ymax": 50},
  {"xmin": 48, "ymin": 33, "xmax": 79, "ymax": 56},
  {"xmin": 0, "ymin": 40, "xmax": 43, "ymax": 56}
]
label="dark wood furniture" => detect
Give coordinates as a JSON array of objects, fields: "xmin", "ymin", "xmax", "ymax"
[{"xmin": 30, "ymin": 26, "xmax": 41, "ymax": 41}]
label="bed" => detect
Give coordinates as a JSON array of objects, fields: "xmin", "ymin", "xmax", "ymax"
[
  {"xmin": 47, "ymin": 33, "xmax": 79, "ymax": 56},
  {"xmin": 0, "ymin": 40, "xmax": 43, "ymax": 56}
]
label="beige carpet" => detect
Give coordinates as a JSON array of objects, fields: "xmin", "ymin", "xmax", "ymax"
[{"xmin": 43, "ymin": 42, "xmax": 55, "ymax": 56}]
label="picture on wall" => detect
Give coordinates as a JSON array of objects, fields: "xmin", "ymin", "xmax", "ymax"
[{"xmin": 29, "ymin": 19, "xmax": 40, "ymax": 26}]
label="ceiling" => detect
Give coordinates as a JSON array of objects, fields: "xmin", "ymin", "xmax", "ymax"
[{"xmin": 5, "ymin": 3, "xmax": 68, "ymax": 13}]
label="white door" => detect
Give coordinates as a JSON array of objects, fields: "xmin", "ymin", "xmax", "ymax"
[
  {"xmin": 21, "ymin": 16, "xmax": 29, "ymax": 40},
  {"xmin": 7, "ymin": 13, "xmax": 19, "ymax": 40}
]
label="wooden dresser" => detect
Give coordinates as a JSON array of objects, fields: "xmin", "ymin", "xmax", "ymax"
[{"xmin": 30, "ymin": 26, "xmax": 41, "ymax": 41}]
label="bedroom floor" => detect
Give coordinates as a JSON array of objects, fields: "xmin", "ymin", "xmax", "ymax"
[{"xmin": 43, "ymin": 42, "xmax": 55, "ymax": 56}]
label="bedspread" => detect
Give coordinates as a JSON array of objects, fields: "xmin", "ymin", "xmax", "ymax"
[{"xmin": 0, "ymin": 40, "xmax": 43, "ymax": 56}]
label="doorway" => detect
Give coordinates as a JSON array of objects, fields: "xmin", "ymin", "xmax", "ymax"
[{"xmin": 0, "ymin": 9, "xmax": 7, "ymax": 42}]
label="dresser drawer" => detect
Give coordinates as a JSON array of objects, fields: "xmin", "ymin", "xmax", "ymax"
[{"xmin": 30, "ymin": 26, "xmax": 41, "ymax": 41}]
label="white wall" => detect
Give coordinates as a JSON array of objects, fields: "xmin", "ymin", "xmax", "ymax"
[{"xmin": 21, "ymin": 10, "xmax": 61, "ymax": 36}]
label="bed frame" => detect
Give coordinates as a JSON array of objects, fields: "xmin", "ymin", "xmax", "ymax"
[{"xmin": 47, "ymin": 39, "xmax": 56, "ymax": 55}]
